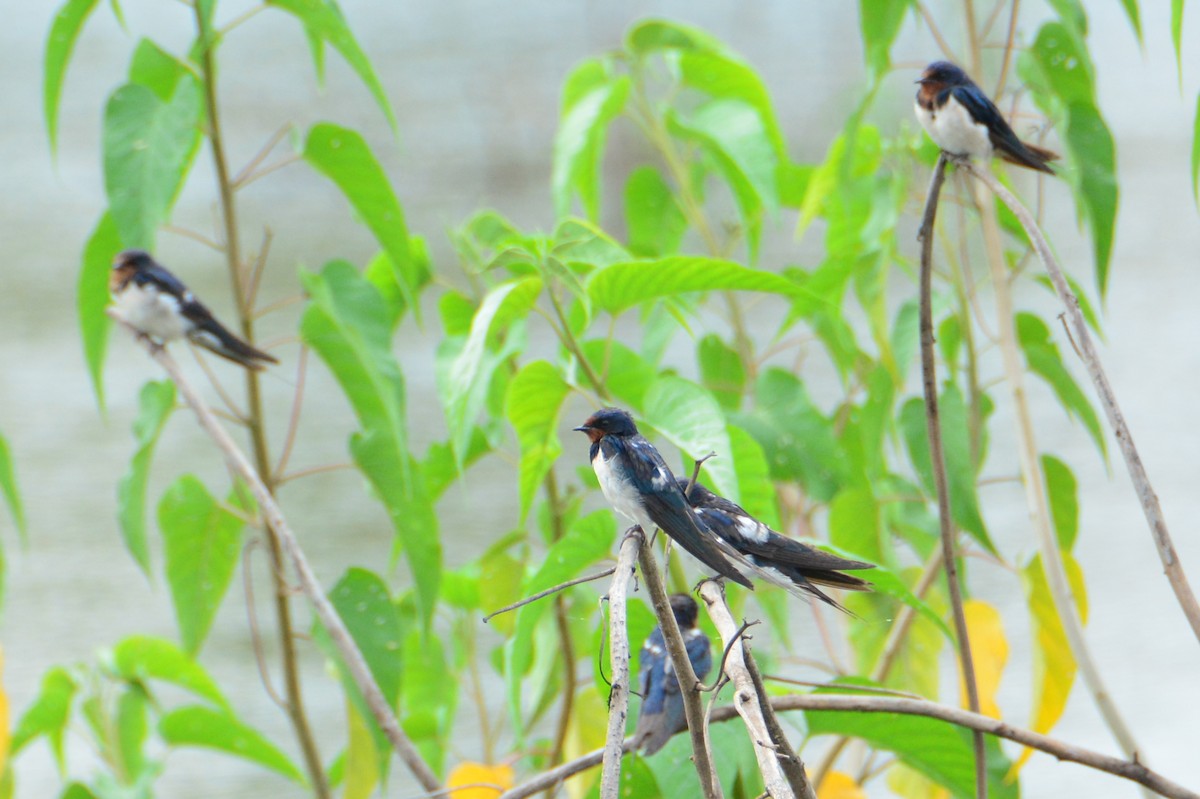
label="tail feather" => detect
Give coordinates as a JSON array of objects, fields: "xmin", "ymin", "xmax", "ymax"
[
  {"xmin": 189, "ymin": 320, "xmax": 279, "ymax": 370},
  {"xmin": 998, "ymin": 139, "xmax": 1057, "ymax": 174}
]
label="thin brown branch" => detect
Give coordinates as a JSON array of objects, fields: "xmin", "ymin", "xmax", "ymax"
[
  {"xmin": 162, "ymin": 224, "xmax": 223, "ymax": 251},
  {"xmin": 245, "ymin": 227, "xmax": 275, "ymax": 312},
  {"xmin": 961, "ymin": 161, "xmax": 1200, "ymax": 645},
  {"xmin": 698, "ymin": 619, "xmax": 757, "ymax": 692},
  {"xmin": 744, "ymin": 631, "xmax": 815, "ymax": 798},
  {"xmin": 600, "ymin": 530, "xmax": 642, "ymax": 798},
  {"xmin": 918, "ymin": 154, "xmax": 988, "ymax": 799},
  {"xmin": 483, "ymin": 568, "xmax": 617, "ymax": 623},
  {"xmin": 272, "ymin": 345, "xmax": 309, "ymax": 482},
  {"xmin": 241, "ymin": 540, "xmax": 288, "ymax": 710},
  {"xmin": 993, "ymin": 0, "xmax": 1021, "ymax": 98},
  {"xmin": 232, "ymin": 124, "xmax": 293, "ymax": 188},
  {"xmin": 114, "ymin": 319, "xmax": 442, "ymax": 793},
  {"xmin": 497, "ymin": 738, "xmax": 638, "ymax": 799},
  {"xmin": 637, "ymin": 541, "xmax": 722, "ymax": 798},
  {"xmin": 275, "ymin": 462, "xmax": 356, "ymax": 485}
]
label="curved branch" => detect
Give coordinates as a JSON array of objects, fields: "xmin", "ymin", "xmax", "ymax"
[{"xmin": 600, "ymin": 531, "xmax": 643, "ymax": 797}]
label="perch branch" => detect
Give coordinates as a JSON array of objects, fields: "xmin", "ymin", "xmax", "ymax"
[
  {"xmin": 600, "ymin": 530, "xmax": 643, "ymax": 798},
  {"xmin": 483, "ymin": 568, "xmax": 617, "ymax": 623}
]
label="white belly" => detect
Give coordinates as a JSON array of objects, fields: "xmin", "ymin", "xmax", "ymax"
[
  {"xmin": 112, "ymin": 283, "xmax": 190, "ymax": 341},
  {"xmin": 593, "ymin": 450, "xmax": 653, "ymax": 531},
  {"xmin": 915, "ymin": 98, "xmax": 992, "ymax": 159}
]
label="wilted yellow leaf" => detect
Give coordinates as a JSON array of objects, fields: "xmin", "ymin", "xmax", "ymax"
[
  {"xmin": 818, "ymin": 770, "xmax": 867, "ymax": 799},
  {"xmin": 958, "ymin": 600, "xmax": 1008, "ymax": 719},
  {"xmin": 446, "ymin": 761, "xmax": 515, "ymax": 798},
  {"xmin": 1011, "ymin": 552, "xmax": 1087, "ymax": 775}
]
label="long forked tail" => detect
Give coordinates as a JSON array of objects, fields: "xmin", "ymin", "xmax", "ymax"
[
  {"xmin": 998, "ymin": 139, "xmax": 1058, "ymax": 174},
  {"xmin": 189, "ymin": 320, "xmax": 279, "ymax": 370}
]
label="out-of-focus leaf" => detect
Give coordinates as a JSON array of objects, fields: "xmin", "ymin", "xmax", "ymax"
[
  {"xmin": 1016, "ymin": 312, "xmax": 1105, "ymax": 458},
  {"xmin": 303, "ymin": 124, "xmax": 417, "ymax": 309},
  {"xmin": 643, "ymin": 376, "xmax": 736, "ymax": 501},
  {"xmin": 858, "ymin": 0, "xmax": 912, "ymax": 78},
  {"xmin": 1042, "ymin": 455, "xmax": 1079, "ymax": 549},
  {"xmin": 159, "ymin": 706, "xmax": 306, "ymax": 784},
  {"xmin": 326, "ymin": 568, "xmax": 404, "ymax": 706},
  {"xmin": 820, "ymin": 772, "xmax": 867, "ymax": 799},
  {"xmin": 644, "ymin": 717, "xmax": 761, "ymax": 799},
  {"xmin": 898, "ymin": 390, "xmax": 993, "ymax": 554},
  {"xmin": 11, "ymin": 668, "xmax": 76, "ymax": 764},
  {"xmin": 1172, "ymin": 0, "xmax": 1185, "ymax": 85},
  {"xmin": 1011, "ymin": 552, "xmax": 1087, "ymax": 774},
  {"xmin": 625, "ymin": 19, "xmax": 728, "ymax": 56},
  {"xmin": 79, "ymin": 213, "xmax": 121, "ymax": 409},
  {"xmin": 828, "ymin": 488, "xmax": 882, "ymax": 564},
  {"xmin": 587, "ymin": 256, "xmax": 800, "ymax": 316},
  {"xmin": 44, "ymin": 0, "xmax": 102, "ymax": 152},
  {"xmin": 158, "ymin": 476, "xmax": 244, "ymax": 655},
  {"xmin": 552, "ymin": 59, "xmax": 629, "ymax": 221},
  {"xmin": 0, "ymin": 428, "xmax": 21, "ymax": 560},
  {"xmin": 1192, "ymin": 92, "xmax": 1200, "ymax": 203},
  {"xmin": 580, "ymin": 339, "xmax": 656, "ymax": 409},
  {"xmin": 111, "ymin": 636, "xmax": 228, "ymax": 709},
  {"xmin": 116, "ymin": 380, "xmax": 175, "ymax": 576},
  {"xmin": 301, "ymin": 261, "xmax": 439, "ymax": 628},
  {"xmin": 401, "ymin": 629, "xmax": 456, "ymax": 773},
  {"xmin": 505, "ymin": 361, "xmax": 570, "ymax": 521},
  {"xmin": 341, "ymin": 700, "xmax": 380, "ymax": 799},
  {"xmin": 961, "ymin": 600, "xmax": 1008, "ymax": 719},
  {"xmin": 624, "ymin": 167, "xmax": 686, "ymax": 257},
  {"xmin": 128, "ymin": 39, "xmax": 191, "ymax": 100},
  {"xmin": 1117, "ymin": 0, "xmax": 1142, "ymax": 42},
  {"xmin": 697, "ymin": 335, "xmax": 745, "ymax": 411},
  {"xmin": 726, "ymin": 424, "xmax": 777, "ymax": 530},
  {"xmin": 115, "ymin": 688, "xmax": 147, "ymax": 780},
  {"xmin": 365, "ymin": 242, "xmax": 432, "ymax": 328},
  {"xmin": 103, "ymin": 77, "xmax": 202, "ymax": 249},
  {"xmin": 678, "ymin": 49, "xmax": 786, "ymax": 155},
  {"xmin": 267, "ymin": 0, "xmax": 395, "ymax": 129},
  {"xmin": 446, "ymin": 762, "xmax": 515, "ymax": 798}
]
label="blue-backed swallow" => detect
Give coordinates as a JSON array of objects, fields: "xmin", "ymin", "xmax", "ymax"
[
  {"xmin": 679, "ymin": 478, "xmax": 873, "ymax": 611},
  {"xmin": 110, "ymin": 250, "xmax": 279, "ymax": 371},
  {"xmin": 574, "ymin": 408, "xmax": 754, "ymax": 588},
  {"xmin": 915, "ymin": 61, "xmax": 1057, "ymax": 174},
  {"xmin": 635, "ymin": 593, "xmax": 712, "ymax": 755}
]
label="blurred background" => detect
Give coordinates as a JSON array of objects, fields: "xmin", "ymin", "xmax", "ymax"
[{"xmin": 1, "ymin": 1, "xmax": 1198, "ymax": 796}]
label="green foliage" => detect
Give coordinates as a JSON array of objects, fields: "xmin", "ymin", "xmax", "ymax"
[{"xmin": 116, "ymin": 380, "xmax": 175, "ymax": 576}]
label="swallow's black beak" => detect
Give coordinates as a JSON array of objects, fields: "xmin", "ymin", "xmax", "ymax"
[{"xmin": 573, "ymin": 425, "xmax": 591, "ymax": 433}]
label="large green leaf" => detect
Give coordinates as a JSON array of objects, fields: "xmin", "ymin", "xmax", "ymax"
[
  {"xmin": 267, "ymin": 0, "xmax": 395, "ymax": 129},
  {"xmin": 1042, "ymin": 455, "xmax": 1079, "ymax": 550},
  {"xmin": 579, "ymin": 339, "xmax": 656, "ymax": 409},
  {"xmin": 587, "ymin": 256, "xmax": 799, "ymax": 316},
  {"xmin": 624, "ymin": 167, "xmax": 686, "ymax": 258},
  {"xmin": 858, "ymin": 0, "xmax": 913, "ymax": 78},
  {"xmin": 552, "ymin": 58, "xmax": 629, "ymax": 221},
  {"xmin": 116, "ymin": 380, "xmax": 175, "ymax": 577},
  {"xmin": 112, "ymin": 635, "xmax": 229, "ymax": 708},
  {"xmin": 505, "ymin": 360, "xmax": 571, "ymax": 522},
  {"xmin": 643, "ymin": 375, "xmax": 736, "ymax": 502},
  {"xmin": 303, "ymin": 123, "xmax": 418, "ymax": 310},
  {"xmin": 159, "ymin": 706, "xmax": 306, "ymax": 784},
  {"xmin": 158, "ymin": 476, "xmax": 245, "ymax": 655},
  {"xmin": 129, "ymin": 38, "xmax": 194, "ymax": 100},
  {"xmin": 326, "ymin": 568, "xmax": 405, "ymax": 707},
  {"xmin": 401, "ymin": 629, "xmax": 456, "ymax": 773},
  {"xmin": 678, "ymin": 49, "xmax": 786, "ymax": 155},
  {"xmin": 300, "ymin": 261, "xmax": 439, "ymax": 628},
  {"xmin": 697, "ymin": 334, "xmax": 745, "ymax": 411},
  {"xmin": 102, "ymin": 78, "xmax": 203, "ymax": 249},
  {"xmin": 1016, "ymin": 312, "xmax": 1105, "ymax": 458},
  {"xmin": 78, "ymin": 213, "xmax": 121, "ymax": 409},
  {"xmin": 11, "ymin": 667, "xmax": 77, "ymax": 763},
  {"xmin": 44, "ymin": 0, "xmax": 102, "ymax": 152},
  {"xmin": 643, "ymin": 717, "xmax": 761, "ymax": 798},
  {"xmin": 0, "ymin": 428, "xmax": 23, "ymax": 546}
]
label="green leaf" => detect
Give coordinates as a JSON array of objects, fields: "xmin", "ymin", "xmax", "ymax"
[
  {"xmin": 1118, "ymin": 0, "xmax": 1142, "ymax": 42},
  {"xmin": 116, "ymin": 688, "xmax": 149, "ymax": 780},
  {"xmin": 112, "ymin": 635, "xmax": 229, "ymax": 708},
  {"xmin": 78, "ymin": 213, "xmax": 121, "ymax": 409},
  {"xmin": 807, "ymin": 688, "xmax": 1018, "ymax": 799},
  {"xmin": 1042, "ymin": 455, "xmax": 1079, "ymax": 550},
  {"xmin": 129, "ymin": 39, "xmax": 193, "ymax": 100},
  {"xmin": 328, "ymin": 568, "xmax": 404, "ymax": 704},
  {"xmin": 401, "ymin": 629, "xmax": 456, "ymax": 773},
  {"xmin": 116, "ymin": 380, "xmax": 175, "ymax": 576},
  {"xmin": 828, "ymin": 488, "xmax": 882, "ymax": 564},
  {"xmin": 267, "ymin": 0, "xmax": 395, "ymax": 130},
  {"xmin": 697, "ymin": 334, "xmax": 745, "ymax": 410},
  {"xmin": 552, "ymin": 59, "xmax": 629, "ymax": 220},
  {"xmin": 1173, "ymin": 0, "xmax": 1185, "ymax": 86},
  {"xmin": 1064, "ymin": 101, "xmax": 1118, "ymax": 295},
  {"xmin": 505, "ymin": 361, "xmax": 571, "ymax": 522},
  {"xmin": 644, "ymin": 718, "xmax": 761, "ymax": 799},
  {"xmin": 587, "ymin": 256, "xmax": 800, "ymax": 316},
  {"xmin": 158, "ymin": 476, "xmax": 245, "ymax": 655},
  {"xmin": 103, "ymin": 78, "xmax": 203, "ymax": 249},
  {"xmin": 579, "ymin": 339, "xmax": 656, "ymax": 409},
  {"xmin": 341, "ymin": 701, "xmax": 380, "ymax": 799},
  {"xmin": 678, "ymin": 49, "xmax": 786, "ymax": 155},
  {"xmin": 625, "ymin": 19, "xmax": 729, "ymax": 56},
  {"xmin": 624, "ymin": 167, "xmax": 686, "ymax": 257},
  {"xmin": 301, "ymin": 261, "xmax": 440, "ymax": 628},
  {"xmin": 303, "ymin": 123, "xmax": 417, "ymax": 310},
  {"xmin": 858, "ymin": 0, "xmax": 912, "ymax": 78},
  {"xmin": 726, "ymin": 424, "xmax": 778, "ymax": 531},
  {"xmin": 1016, "ymin": 312, "xmax": 1105, "ymax": 458},
  {"xmin": 11, "ymin": 667, "xmax": 76, "ymax": 763},
  {"xmin": 1192, "ymin": 92, "xmax": 1200, "ymax": 204},
  {"xmin": 44, "ymin": 0, "xmax": 102, "ymax": 152},
  {"xmin": 159, "ymin": 706, "xmax": 306, "ymax": 784},
  {"xmin": 0, "ymin": 427, "xmax": 23, "ymax": 545},
  {"xmin": 898, "ymin": 389, "xmax": 994, "ymax": 554},
  {"xmin": 667, "ymin": 100, "xmax": 777, "ymax": 256},
  {"xmin": 441, "ymin": 278, "xmax": 542, "ymax": 460},
  {"xmin": 643, "ymin": 375, "xmax": 736, "ymax": 502}
]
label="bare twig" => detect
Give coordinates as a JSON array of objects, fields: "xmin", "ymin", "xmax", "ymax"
[
  {"xmin": 745, "ymin": 653, "xmax": 815, "ymax": 799},
  {"xmin": 918, "ymin": 154, "xmax": 988, "ymax": 799},
  {"xmin": 483, "ymin": 568, "xmax": 617, "ymax": 623},
  {"xmin": 497, "ymin": 738, "xmax": 638, "ymax": 799},
  {"xmin": 600, "ymin": 530, "xmax": 643, "ymax": 798},
  {"xmin": 697, "ymin": 581, "xmax": 798, "ymax": 799},
  {"xmin": 699, "ymin": 620, "xmax": 758, "ymax": 692},
  {"xmin": 113, "ymin": 319, "xmax": 442, "ymax": 793},
  {"xmin": 961, "ymin": 160, "xmax": 1200, "ymax": 645},
  {"xmin": 637, "ymin": 543, "xmax": 722, "ymax": 798}
]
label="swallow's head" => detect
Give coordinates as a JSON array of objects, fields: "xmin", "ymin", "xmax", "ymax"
[
  {"xmin": 669, "ymin": 593, "xmax": 700, "ymax": 629},
  {"xmin": 574, "ymin": 407, "xmax": 639, "ymax": 442},
  {"xmin": 916, "ymin": 61, "xmax": 968, "ymax": 94},
  {"xmin": 110, "ymin": 250, "xmax": 155, "ymax": 293}
]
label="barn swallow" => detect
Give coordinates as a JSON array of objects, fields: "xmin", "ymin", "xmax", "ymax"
[
  {"xmin": 915, "ymin": 60, "xmax": 1057, "ymax": 174},
  {"xmin": 574, "ymin": 408, "xmax": 754, "ymax": 588},
  {"xmin": 110, "ymin": 250, "xmax": 279, "ymax": 370},
  {"xmin": 635, "ymin": 593, "xmax": 712, "ymax": 756},
  {"xmin": 679, "ymin": 478, "xmax": 873, "ymax": 611}
]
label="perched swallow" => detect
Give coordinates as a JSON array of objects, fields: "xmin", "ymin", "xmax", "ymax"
[
  {"xmin": 635, "ymin": 593, "xmax": 712, "ymax": 755},
  {"xmin": 110, "ymin": 250, "xmax": 278, "ymax": 370},
  {"xmin": 679, "ymin": 478, "xmax": 873, "ymax": 611},
  {"xmin": 915, "ymin": 60, "xmax": 1057, "ymax": 174},
  {"xmin": 574, "ymin": 408, "xmax": 754, "ymax": 588}
]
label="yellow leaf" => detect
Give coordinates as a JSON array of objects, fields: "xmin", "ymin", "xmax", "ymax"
[
  {"xmin": 818, "ymin": 771, "xmax": 867, "ymax": 799},
  {"xmin": 446, "ymin": 761, "xmax": 515, "ymax": 799},
  {"xmin": 958, "ymin": 600, "xmax": 1008, "ymax": 719},
  {"xmin": 1011, "ymin": 552, "xmax": 1087, "ymax": 775},
  {"xmin": 0, "ymin": 647, "xmax": 8, "ymax": 781},
  {"xmin": 564, "ymin": 690, "xmax": 607, "ymax": 799},
  {"xmin": 341, "ymin": 698, "xmax": 379, "ymax": 799},
  {"xmin": 887, "ymin": 762, "xmax": 950, "ymax": 799}
]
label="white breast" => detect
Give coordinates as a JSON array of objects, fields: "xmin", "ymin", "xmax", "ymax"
[
  {"xmin": 915, "ymin": 97, "xmax": 992, "ymax": 160},
  {"xmin": 112, "ymin": 282, "xmax": 191, "ymax": 341},
  {"xmin": 593, "ymin": 449, "xmax": 654, "ymax": 532}
]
